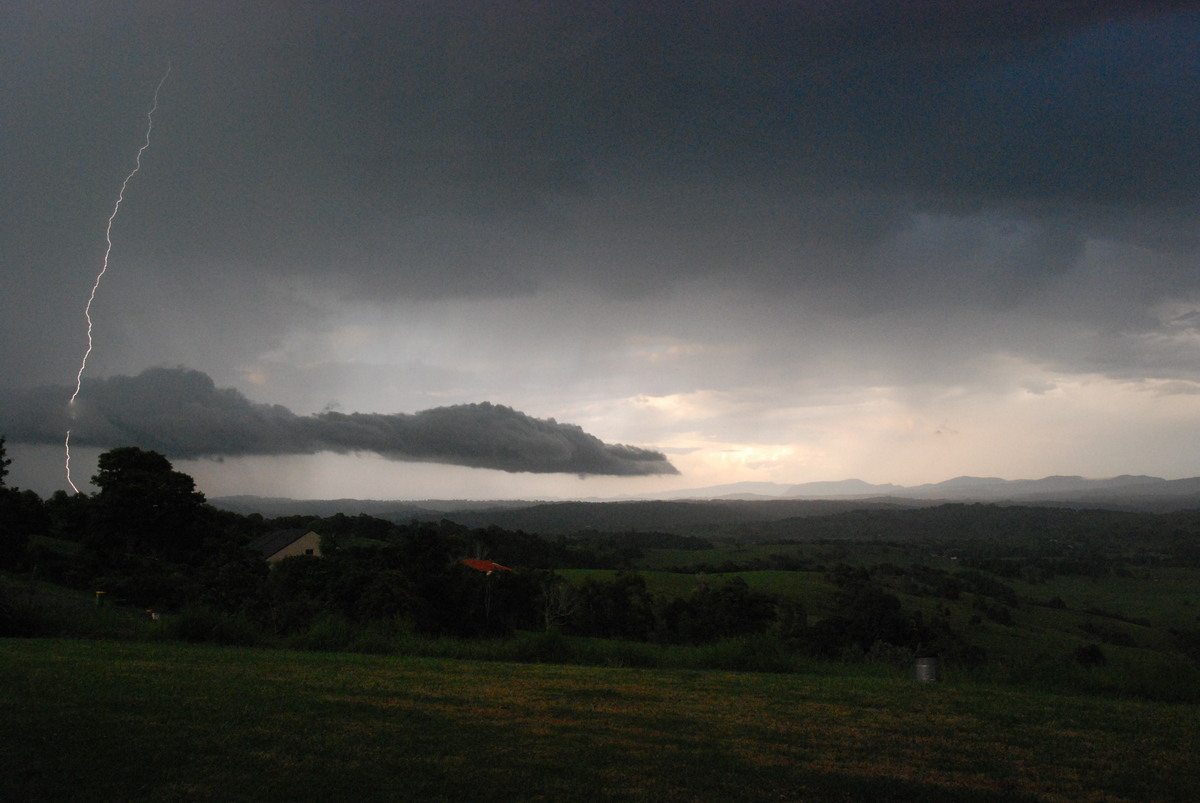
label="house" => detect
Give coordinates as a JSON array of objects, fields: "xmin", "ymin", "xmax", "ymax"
[{"xmin": 251, "ymin": 529, "xmax": 323, "ymax": 563}]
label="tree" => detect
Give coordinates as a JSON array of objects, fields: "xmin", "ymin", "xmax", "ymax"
[
  {"xmin": 0, "ymin": 435, "xmax": 11, "ymax": 487},
  {"xmin": 539, "ymin": 571, "xmax": 579, "ymax": 632},
  {"xmin": 567, "ymin": 572, "xmax": 655, "ymax": 640},
  {"xmin": 0, "ymin": 439, "xmax": 44, "ymax": 570},
  {"xmin": 0, "ymin": 488, "xmax": 44, "ymax": 570},
  {"xmin": 88, "ymin": 447, "xmax": 211, "ymax": 565}
]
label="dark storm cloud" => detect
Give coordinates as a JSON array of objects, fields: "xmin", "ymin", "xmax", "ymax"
[
  {"xmin": 0, "ymin": 368, "xmax": 677, "ymax": 476},
  {"xmin": 8, "ymin": 1, "xmax": 1196, "ymax": 311},
  {"xmin": 4, "ymin": 1, "xmax": 1200, "ymax": 412},
  {"xmin": 343, "ymin": 0, "xmax": 1191, "ymax": 305}
]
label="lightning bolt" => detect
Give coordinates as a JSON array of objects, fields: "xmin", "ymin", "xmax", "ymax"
[{"xmin": 65, "ymin": 63, "xmax": 171, "ymax": 493}]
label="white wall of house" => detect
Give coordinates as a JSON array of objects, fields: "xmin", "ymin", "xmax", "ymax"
[{"xmin": 267, "ymin": 531, "xmax": 322, "ymax": 562}]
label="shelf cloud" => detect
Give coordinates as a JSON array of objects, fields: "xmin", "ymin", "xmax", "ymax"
[{"xmin": 0, "ymin": 368, "xmax": 676, "ymax": 477}]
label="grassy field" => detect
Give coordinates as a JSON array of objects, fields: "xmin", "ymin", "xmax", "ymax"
[
  {"xmin": 3, "ymin": 639, "xmax": 1197, "ymax": 802},
  {"xmin": 1007, "ymin": 568, "xmax": 1200, "ymax": 629}
]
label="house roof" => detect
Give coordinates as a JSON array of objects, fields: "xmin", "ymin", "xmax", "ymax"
[
  {"xmin": 461, "ymin": 558, "xmax": 513, "ymax": 575},
  {"xmin": 250, "ymin": 528, "xmax": 319, "ymax": 559}
]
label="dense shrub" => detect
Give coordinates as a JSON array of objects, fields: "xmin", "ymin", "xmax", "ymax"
[
  {"xmin": 1072, "ymin": 643, "xmax": 1108, "ymax": 667},
  {"xmin": 294, "ymin": 613, "xmax": 359, "ymax": 652},
  {"xmin": 510, "ymin": 628, "xmax": 573, "ymax": 664},
  {"xmin": 154, "ymin": 606, "xmax": 263, "ymax": 646},
  {"xmin": 0, "ymin": 584, "xmax": 37, "ymax": 637}
]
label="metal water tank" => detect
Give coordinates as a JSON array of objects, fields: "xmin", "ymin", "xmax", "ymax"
[{"xmin": 915, "ymin": 656, "xmax": 941, "ymax": 683}]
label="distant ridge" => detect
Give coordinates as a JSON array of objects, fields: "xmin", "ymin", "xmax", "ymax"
[
  {"xmin": 211, "ymin": 474, "xmax": 1200, "ymax": 519},
  {"xmin": 633, "ymin": 474, "xmax": 1182, "ymax": 502},
  {"xmin": 210, "ymin": 495, "xmax": 534, "ymax": 520}
]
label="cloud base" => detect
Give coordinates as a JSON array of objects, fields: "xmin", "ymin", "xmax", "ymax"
[{"xmin": 0, "ymin": 367, "xmax": 677, "ymax": 477}]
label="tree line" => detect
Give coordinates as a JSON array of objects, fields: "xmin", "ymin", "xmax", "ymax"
[
  {"xmin": 10, "ymin": 441, "xmax": 1197, "ymax": 673},
  {"xmin": 1, "ymin": 444, "xmax": 984, "ymax": 662}
]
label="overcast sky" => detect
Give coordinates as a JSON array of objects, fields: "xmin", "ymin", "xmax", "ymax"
[{"xmin": 4, "ymin": 1, "xmax": 1200, "ymax": 500}]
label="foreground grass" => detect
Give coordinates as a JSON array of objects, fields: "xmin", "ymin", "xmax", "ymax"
[{"xmin": 3, "ymin": 639, "xmax": 1197, "ymax": 802}]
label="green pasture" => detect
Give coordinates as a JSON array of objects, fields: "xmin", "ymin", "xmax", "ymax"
[
  {"xmin": 636, "ymin": 541, "xmax": 942, "ymax": 571},
  {"xmin": 557, "ymin": 568, "xmax": 836, "ymax": 608},
  {"xmin": 557, "ymin": 563, "xmax": 1200, "ymax": 686},
  {"xmin": 1007, "ymin": 568, "xmax": 1200, "ymax": 629},
  {"xmin": 557, "ymin": 568, "xmax": 706, "ymax": 600},
  {"xmin": 3, "ymin": 639, "xmax": 1197, "ymax": 802}
]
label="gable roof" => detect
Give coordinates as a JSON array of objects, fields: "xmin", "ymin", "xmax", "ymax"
[
  {"xmin": 461, "ymin": 558, "xmax": 513, "ymax": 575},
  {"xmin": 250, "ymin": 528, "xmax": 320, "ymax": 559}
]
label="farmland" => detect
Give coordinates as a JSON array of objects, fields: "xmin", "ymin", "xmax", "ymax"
[{"xmin": 6, "ymin": 452, "xmax": 1200, "ymax": 799}]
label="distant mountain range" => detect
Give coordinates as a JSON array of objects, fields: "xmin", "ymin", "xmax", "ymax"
[
  {"xmin": 638, "ymin": 474, "xmax": 1200, "ymax": 504},
  {"xmin": 212, "ymin": 474, "xmax": 1200, "ymax": 522}
]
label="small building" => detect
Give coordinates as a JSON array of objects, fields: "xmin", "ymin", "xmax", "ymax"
[{"xmin": 251, "ymin": 529, "xmax": 323, "ymax": 563}]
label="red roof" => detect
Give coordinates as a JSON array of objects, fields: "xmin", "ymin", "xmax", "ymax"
[{"xmin": 460, "ymin": 558, "xmax": 513, "ymax": 574}]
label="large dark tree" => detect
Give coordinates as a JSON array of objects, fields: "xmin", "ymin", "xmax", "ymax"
[{"xmin": 88, "ymin": 447, "xmax": 212, "ymax": 566}]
